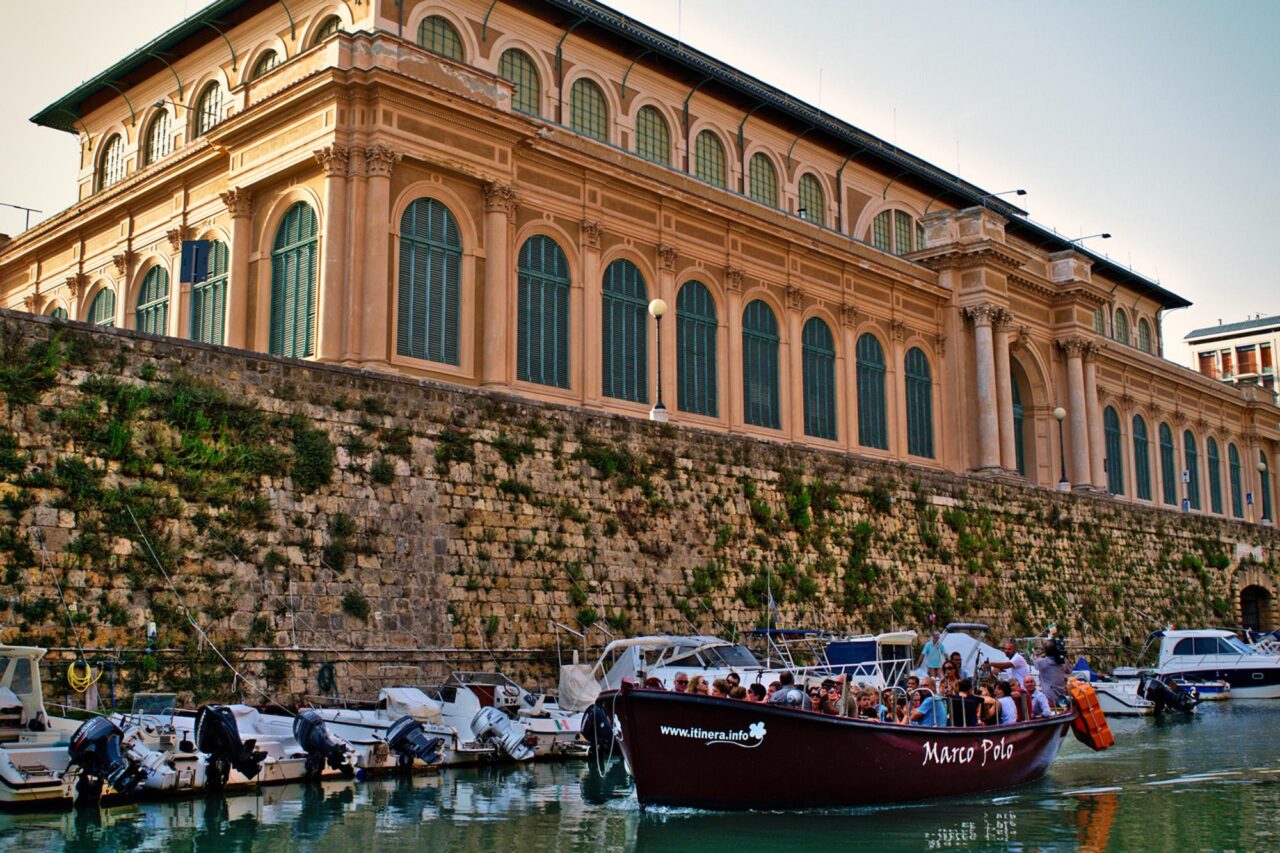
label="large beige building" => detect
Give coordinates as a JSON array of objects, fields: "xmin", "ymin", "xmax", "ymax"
[{"xmin": 2, "ymin": 0, "xmax": 1278, "ymax": 522}]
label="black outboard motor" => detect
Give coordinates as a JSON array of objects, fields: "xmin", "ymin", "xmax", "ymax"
[
  {"xmin": 194, "ymin": 705, "xmax": 266, "ymax": 789},
  {"xmin": 67, "ymin": 717, "xmax": 149, "ymax": 802},
  {"xmin": 1138, "ymin": 673, "xmax": 1198, "ymax": 715},
  {"xmin": 581, "ymin": 702, "xmax": 613, "ymax": 754},
  {"xmin": 293, "ymin": 710, "xmax": 355, "ymax": 779},
  {"xmin": 385, "ymin": 716, "xmax": 444, "ymax": 769}
]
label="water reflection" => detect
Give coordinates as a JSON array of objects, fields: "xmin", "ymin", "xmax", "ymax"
[{"xmin": 4, "ymin": 702, "xmax": 1280, "ymax": 851}]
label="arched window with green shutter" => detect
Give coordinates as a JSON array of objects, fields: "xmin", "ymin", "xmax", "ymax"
[
  {"xmin": 601, "ymin": 259, "xmax": 648, "ymax": 403},
  {"xmin": 1229, "ymin": 443, "xmax": 1244, "ymax": 518},
  {"xmin": 1114, "ymin": 308, "xmax": 1130, "ymax": 345},
  {"xmin": 905, "ymin": 347, "xmax": 933, "ymax": 458},
  {"xmin": 191, "ymin": 240, "xmax": 228, "ymax": 345},
  {"xmin": 97, "ymin": 134, "xmax": 125, "ymax": 191},
  {"xmin": 797, "ymin": 174, "xmax": 825, "ymax": 226},
  {"xmin": 47, "ymin": 305, "xmax": 68, "ymax": 321},
  {"xmin": 1133, "ymin": 415, "xmax": 1152, "ymax": 500},
  {"xmin": 251, "ymin": 50, "xmax": 280, "ymax": 80},
  {"xmin": 694, "ymin": 130, "xmax": 726, "ymax": 188},
  {"xmin": 871, "ymin": 210, "xmax": 891, "ymax": 251},
  {"xmin": 856, "ymin": 333, "xmax": 887, "ymax": 450},
  {"xmin": 894, "ymin": 211, "xmax": 914, "ymax": 255},
  {"xmin": 142, "ymin": 110, "xmax": 172, "ymax": 166},
  {"xmin": 1103, "ymin": 406, "xmax": 1124, "ymax": 495},
  {"xmin": 747, "ymin": 153, "xmax": 778, "ymax": 208},
  {"xmin": 312, "ymin": 15, "xmax": 341, "ymax": 45},
  {"xmin": 269, "ymin": 201, "xmax": 319, "ymax": 358},
  {"xmin": 635, "ymin": 106, "xmax": 670, "ymax": 166},
  {"xmin": 1012, "ymin": 377, "xmax": 1025, "ymax": 475},
  {"xmin": 1094, "ymin": 308, "xmax": 1106, "ymax": 335},
  {"xmin": 676, "ymin": 280, "xmax": 717, "ymax": 417},
  {"xmin": 1207, "ymin": 437, "xmax": 1223, "ymax": 514},
  {"xmin": 1184, "ymin": 430, "xmax": 1200, "ymax": 510},
  {"xmin": 742, "ymin": 300, "xmax": 779, "ymax": 430},
  {"xmin": 195, "ymin": 82, "xmax": 224, "ymax": 136},
  {"xmin": 1137, "ymin": 318, "xmax": 1153, "ymax": 354},
  {"xmin": 88, "ymin": 288, "xmax": 116, "ymax": 327},
  {"xmin": 516, "ymin": 235, "xmax": 570, "ymax": 389},
  {"xmin": 397, "ymin": 198, "xmax": 462, "ymax": 365},
  {"xmin": 1262, "ymin": 451, "xmax": 1274, "ymax": 522},
  {"xmin": 570, "ymin": 78, "xmax": 608, "ymax": 142},
  {"xmin": 418, "ymin": 15, "xmax": 463, "ymax": 60},
  {"xmin": 1159, "ymin": 423, "xmax": 1176, "ymax": 505},
  {"xmin": 135, "ymin": 266, "xmax": 170, "ymax": 335},
  {"xmin": 801, "ymin": 317, "xmax": 836, "ymax": 440},
  {"xmin": 499, "ymin": 49, "xmax": 540, "ymax": 116}
]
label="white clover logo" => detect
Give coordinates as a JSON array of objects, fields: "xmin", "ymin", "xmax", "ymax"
[{"xmin": 748, "ymin": 721, "xmax": 767, "ymax": 740}]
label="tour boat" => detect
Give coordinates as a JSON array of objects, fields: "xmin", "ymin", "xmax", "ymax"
[{"xmin": 605, "ymin": 679, "xmax": 1110, "ymax": 810}]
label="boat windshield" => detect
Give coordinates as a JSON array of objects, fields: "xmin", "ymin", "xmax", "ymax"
[
  {"xmin": 699, "ymin": 644, "xmax": 761, "ymax": 669},
  {"xmin": 1222, "ymin": 636, "xmax": 1256, "ymax": 656}
]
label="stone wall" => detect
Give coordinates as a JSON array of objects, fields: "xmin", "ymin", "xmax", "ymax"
[{"xmin": 1, "ymin": 311, "xmax": 1276, "ymax": 703}]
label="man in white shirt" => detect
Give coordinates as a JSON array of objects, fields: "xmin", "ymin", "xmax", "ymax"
[{"xmin": 989, "ymin": 639, "xmax": 1030, "ymax": 683}]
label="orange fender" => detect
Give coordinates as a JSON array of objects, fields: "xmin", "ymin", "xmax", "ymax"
[{"xmin": 1068, "ymin": 678, "xmax": 1115, "ymax": 751}]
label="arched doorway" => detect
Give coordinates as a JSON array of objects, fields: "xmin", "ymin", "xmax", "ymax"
[
  {"xmin": 1010, "ymin": 358, "xmax": 1038, "ymax": 481},
  {"xmin": 1241, "ymin": 585, "xmax": 1273, "ymax": 632}
]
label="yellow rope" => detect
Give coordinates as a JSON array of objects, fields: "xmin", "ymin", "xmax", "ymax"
[{"xmin": 66, "ymin": 659, "xmax": 101, "ymax": 693}]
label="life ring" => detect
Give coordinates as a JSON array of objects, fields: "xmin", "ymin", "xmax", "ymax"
[{"xmin": 1068, "ymin": 679, "xmax": 1115, "ymax": 751}]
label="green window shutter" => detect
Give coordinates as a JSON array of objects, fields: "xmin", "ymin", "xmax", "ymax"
[
  {"xmin": 601, "ymin": 259, "xmax": 648, "ymax": 404},
  {"xmin": 1261, "ymin": 451, "xmax": 1274, "ymax": 521},
  {"xmin": 251, "ymin": 50, "xmax": 280, "ymax": 80},
  {"xmin": 1184, "ymin": 431, "xmax": 1200, "ymax": 510},
  {"xmin": 418, "ymin": 15, "xmax": 464, "ymax": 60},
  {"xmin": 270, "ymin": 202, "xmax": 319, "ymax": 358},
  {"xmin": 191, "ymin": 240, "xmax": 228, "ymax": 345},
  {"xmin": 1159, "ymin": 423, "xmax": 1176, "ymax": 505},
  {"xmin": 635, "ymin": 106, "xmax": 671, "ymax": 166},
  {"xmin": 396, "ymin": 198, "xmax": 462, "ymax": 365},
  {"xmin": 516, "ymin": 236, "xmax": 571, "ymax": 389},
  {"xmin": 801, "ymin": 317, "xmax": 836, "ymax": 439},
  {"xmin": 694, "ymin": 131, "xmax": 726, "ymax": 188},
  {"xmin": 904, "ymin": 347, "xmax": 933, "ymax": 458},
  {"xmin": 1094, "ymin": 308, "xmax": 1106, "ymax": 335},
  {"xmin": 894, "ymin": 210, "xmax": 914, "ymax": 255},
  {"xmin": 1133, "ymin": 416, "xmax": 1152, "ymax": 501},
  {"xmin": 742, "ymin": 300, "xmax": 780, "ymax": 429},
  {"xmin": 570, "ymin": 79, "xmax": 608, "ymax": 142},
  {"xmin": 747, "ymin": 154, "xmax": 778, "ymax": 208},
  {"xmin": 1114, "ymin": 309, "xmax": 1129, "ymax": 345},
  {"xmin": 676, "ymin": 281, "xmax": 717, "ymax": 417},
  {"xmin": 313, "ymin": 16, "xmax": 341, "ymax": 45},
  {"xmin": 1011, "ymin": 378, "xmax": 1026, "ymax": 475},
  {"xmin": 1207, "ymin": 438, "xmax": 1223, "ymax": 514},
  {"xmin": 97, "ymin": 135, "xmax": 125, "ymax": 191},
  {"xmin": 499, "ymin": 49, "xmax": 541, "ymax": 116},
  {"xmin": 1229, "ymin": 444, "xmax": 1244, "ymax": 518},
  {"xmin": 196, "ymin": 83, "xmax": 224, "ymax": 136},
  {"xmin": 135, "ymin": 266, "xmax": 170, "ymax": 336},
  {"xmin": 856, "ymin": 333, "xmax": 888, "ymax": 450},
  {"xmin": 49, "ymin": 307, "xmax": 68, "ymax": 321},
  {"xmin": 143, "ymin": 110, "xmax": 172, "ymax": 166},
  {"xmin": 871, "ymin": 211, "xmax": 891, "ymax": 251},
  {"xmin": 1138, "ymin": 319, "xmax": 1153, "ymax": 354},
  {"xmin": 797, "ymin": 174, "xmax": 825, "ymax": 227},
  {"xmin": 1103, "ymin": 406, "xmax": 1124, "ymax": 495},
  {"xmin": 88, "ymin": 288, "xmax": 116, "ymax": 327}
]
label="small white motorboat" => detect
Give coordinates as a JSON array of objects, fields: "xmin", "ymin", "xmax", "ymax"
[{"xmin": 430, "ymin": 672, "xmax": 585, "ymax": 759}]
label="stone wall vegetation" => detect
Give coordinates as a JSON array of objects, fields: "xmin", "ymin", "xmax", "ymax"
[{"xmin": 0, "ymin": 310, "xmax": 1276, "ymax": 704}]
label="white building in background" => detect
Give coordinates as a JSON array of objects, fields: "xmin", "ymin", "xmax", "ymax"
[{"xmin": 1186, "ymin": 315, "xmax": 1280, "ymax": 398}]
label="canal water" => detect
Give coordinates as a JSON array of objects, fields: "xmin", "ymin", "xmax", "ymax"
[{"xmin": 4, "ymin": 701, "xmax": 1279, "ymax": 851}]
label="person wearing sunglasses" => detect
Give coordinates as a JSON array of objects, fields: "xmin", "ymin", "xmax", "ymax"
[{"xmin": 672, "ymin": 672, "xmax": 690, "ymax": 692}]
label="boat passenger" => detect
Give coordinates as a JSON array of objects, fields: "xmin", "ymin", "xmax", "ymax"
[
  {"xmin": 994, "ymin": 680, "xmax": 1018, "ymax": 724},
  {"xmin": 948, "ymin": 651, "xmax": 966, "ymax": 678},
  {"xmin": 726, "ymin": 672, "xmax": 742, "ymax": 689},
  {"xmin": 893, "ymin": 695, "xmax": 909, "ymax": 724},
  {"xmin": 858, "ymin": 688, "xmax": 886, "ymax": 720},
  {"xmin": 1034, "ymin": 639, "xmax": 1070, "ymax": 706},
  {"xmin": 768, "ymin": 672, "xmax": 806, "ymax": 708},
  {"xmin": 905, "ymin": 675, "xmax": 920, "ymax": 694},
  {"xmin": 939, "ymin": 661, "xmax": 960, "ymax": 697},
  {"xmin": 747, "ymin": 683, "xmax": 767, "ymax": 703},
  {"xmin": 978, "ymin": 684, "xmax": 999, "ymax": 725},
  {"xmin": 949, "ymin": 678, "xmax": 989, "ymax": 727},
  {"xmin": 989, "ymin": 640, "xmax": 1031, "ymax": 683},
  {"xmin": 880, "ymin": 689, "xmax": 898, "ymax": 722},
  {"xmin": 909, "ymin": 678, "xmax": 948, "ymax": 727},
  {"xmin": 673, "ymin": 672, "xmax": 690, "ymax": 693},
  {"xmin": 643, "ymin": 677, "xmax": 666, "ymax": 690},
  {"xmin": 687, "ymin": 675, "xmax": 710, "ymax": 696},
  {"xmin": 918, "ymin": 631, "xmax": 944, "ymax": 678},
  {"xmin": 729, "ymin": 685, "xmax": 748, "ymax": 700},
  {"xmin": 1023, "ymin": 675, "xmax": 1051, "ymax": 718},
  {"xmin": 710, "ymin": 678, "xmax": 732, "ymax": 698}
]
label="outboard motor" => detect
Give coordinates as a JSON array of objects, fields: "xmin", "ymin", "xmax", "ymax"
[
  {"xmin": 472, "ymin": 706, "xmax": 535, "ymax": 762},
  {"xmin": 293, "ymin": 710, "xmax": 356, "ymax": 779},
  {"xmin": 581, "ymin": 702, "xmax": 614, "ymax": 754},
  {"xmin": 1138, "ymin": 673, "xmax": 1198, "ymax": 715},
  {"xmin": 194, "ymin": 705, "xmax": 266, "ymax": 788},
  {"xmin": 67, "ymin": 717, "xmax": 149, "ymax": 802},
  {"xmin": 385, "ymin": 715, "xmax": 444, "ymax": 769}
]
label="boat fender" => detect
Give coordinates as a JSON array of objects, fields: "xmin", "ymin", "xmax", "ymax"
[
  {"xmin": 385, "ymin": 715, "xmax": 445, "ymax": 768},
  {"xmin": 472, "ymin": 706, "xmax": 535, "ymax": 762},
  {"xmin": 194, "ymin": 704, "xmax": 267, "ymax": 786},
  {"xmin": 293, "ymin": 710, "xmax": 356, "ymax": 779},
  {"xmin": 67, "ymin": 716, "xmax": 150, "ymax": 800},
  {"xmin": 1066, "ymin": 679, "xmax": 1115, "ymax": 751}
]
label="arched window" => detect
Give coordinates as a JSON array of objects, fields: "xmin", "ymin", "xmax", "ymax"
[
  {"xmin": 97, "ymin": 134, "xmax": 125, "ymax": 191},
  {"xmin": 47, "ymin": 305, "xmax": 68, "ymax": 321},
  {"xmin": 1133, "ymin": 415, "xmax": 1152, "ymax": 500},
  {"xmin": 905, "ymin": 347, "xmax": 934, "ymax": 459},
  {"xmin": 269, "ymin": 201, "xmax": 319, "ymax": 358},
  {"xmin": 1159, "ymin": 423, "xmax": 1176, "ymax": 506},
  {"xmin": 1114, "ymin": 308, "xmax": 1129, "ymax": 345},
  {"xmin": 895, "ymin": 211, "xmax": 914, "ymax": 255},
  {"xmin": 191, "ymin": 240, "xmax": 228, "ymax": 345},
  {"xmin": 601, "ymin": 259, "xmax": 648, "ymax": 403},
  {"xmin": 676, "ymin": 280, "xmax": 717, "ymax": 417},
  {"xmin": 1263, "ymin": 450, "xmax": 1274, "ymax": 522},
  {"xmin": 1137, "ymin": 318, "xmax": 1153, "ymax": 354},
  {"xmin": 312, "ymin": 15, "xmax": 341, "ymax": 45},
  {"xmin": 570, "ymin": 78, "xmax": 608, "ymax": 142},
  {"xmin": 856, "ymin": 333, "xmax": 887, "ymax": 450},
  {"xmin": 869, "ymin": 209, "xmax": 917, "ymax": 255},
  {"xmin": 694, "ymin": 131, "xmax": 726, "ymax": 188},
  {"xmin": 634, "ymin": 106, "xmax": 671, "ymax": 166},
  {"xmin": 195, "ymin": 83, "xmax": 225, "ymax": 136},
  {"xmin": 88, "ymin": 288, "xmax": 116, "ymax": 327},
  {"xmin": 516, "ymin": 236, "xmax": 570, "ymax": 389},
  {"xmin": 797, "ymin": 174, "xmax": 825, "ymax": 227},
  {"xmin": 1093, "ymin": 308, "xmax": 1106, "ymax": 335},
  {"xmin": 1103, "ymin": 406, "xmax": 1124, "ymax": 495},
  {"xmin": 142, "ymin": 110, "xmax": 172, "ymax": 166},
  {"xmin": 742, "ymin": 300, "xmax": 780, "ymax": 429},
  {"xmin": 498, "ymin": 49, "xmax": 540, "ymax": 116},
  {"xmin": 747, "ymin": 153, "xmax": 778, "ymax": 208},
  {"xmin": 1229, "ymin": 443, "xmax": 1244, "ymax": 518},
  {"xmin": 397, "ymin": 198, "xmax": 462, "ymax": 365},
  {"xmin": 135, "ymin": 266, "xmax": 170, "ymax": 336},
  {"xmin": 1207, "ymin": 437, "xmax": 1223, "ymax": 514},
  {"xmin": 418, "ymin": 15, "xmax": 463, "ymax": 61},
  {"xmin": 801, "ymin": 317, "xmax": 836, "ymax": 440},
  {"xmin": 872, "ymin": 211, "xmax": 891, "ymax": 251},
  {"xmin": 1012, "ymin": 377, "xmax": 1025, "ymax": 475},
  {"xmin": 251, "ymin": 50, "xmax": 280, "ymax": 80},
  {"xmin": 1184, "ymin": 430, "xmax": 1200, "ymax": 510}
]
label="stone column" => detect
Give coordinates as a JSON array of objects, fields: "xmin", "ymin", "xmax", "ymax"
[
  {"xmin": 165, "ymin": 225, "xmax": 193, "ymax": 340},
  {"xmin": 580, "ymin": 219, "xmax": 603, "ymax": 405},
  {"xmin": 1057, "ymin": 337, "xmax": 1092, "ymax": 489},
  {"xmin": 220, "ymin": 189, "xmax": 253, "ymax": 349},
  {"xmin": 962, "ymin": 304, "xmax": 1001, "ymax": 471},
  {"xmin": 657, "ymin": 244, "xmax": 679, "ymax": 414},
  {"xmin": 786, "ymin": 286, "xmax": 804, "ymax": 439},
  {"xmin": 482, "ymin": 182, "xmax": 517, "ymax": 387},
  {"xmin": 725, "ymin": 268, "xmax": 744, "ymax": 430},
  {"xmin": 1083, "ymin": 344, "xmax": 1106, "ymax": 489},
  {"xmin": 344, "ymin": 147, "xmax": 368, "ymax": 363},
  {"xmin": 360, "ymin": 144, "xmax": 401, "ymax": 368},
  {"xmin": 315, "ymin": 145, "xmax": 349, "ymax": 362},
  {"xmin": 993, "ymin": 310, "xmax": 1017, "ymax": 471},
  {"xmin": 841, "ymin": 304, "xmax": 858, "ymax": 450}
]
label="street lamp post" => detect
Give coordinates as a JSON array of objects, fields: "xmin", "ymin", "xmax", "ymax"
[
  {"xmin": 1053, "ymin": 407, "xmax": 1068, "ymax": 491},
  {"xmin": 649, "ymin": 298, "xmax": 668, "ymax": 422}
]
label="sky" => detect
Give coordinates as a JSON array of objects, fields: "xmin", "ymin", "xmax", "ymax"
[{"xmin": 1, "ymin": 0, "xmax": 1277, "ymax": 365}]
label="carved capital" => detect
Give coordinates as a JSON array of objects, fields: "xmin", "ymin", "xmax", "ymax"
[
  {"xmin": 22, "ymin": 293, "xmax": 41, "ymax": 314},
  {"xmin": 112, "ymin": 250, "xmax": 134, "ymax": 277},
  {"xmin": 580, "ymin": 219, "xmax": 603, "ymax": 249},
  {"xmin": 165, "ymin": 225, "xmax": 194, "ymax": 253},
  {"xmin": 785, "ymin": 285, "xmax": 804, "ymax": 311},
  {"xmin": 960, "ymin": 303, "xmax": 1000, "ymax": 328},
  {"xmin": 483, "ymin": 181, "xmax": 519, "ymax": 219},
  {"xmin": 364, "ymin": 144, "xmax": 402, "ymax": 178},
  {"xmin": 1083, "ymin": 340, "xmax": 1102, "ymax": 361},
  {"xmin": 841, "ymin": 303, "xmax": 858, "ymax": 328},
  {"xmin": 890, "ymin": 319, "xmax": 907, "ymax": 342},
  {"xmin": 220, "ymin": 188, "xmax": 253, "ymax": 218},
  {"xmin": 1119, "ymin": 391, "xmax": 1136, "ymax": 409},
  {"xmin": 64, "ymin": 273, "xmax": 87, "ymax": 300},
  {"xmin": 724, "ymin": 267, "xmax": 744, "ymax": 293},
  {"xmin": 657, "ymin": 243, "xmax": 678, "ymax": 272},
  {"xmin": 991, "ymin": 307, "xmax": 1014, "ymax": 330},
  {"xmin": 314, "ymin": 145, "xmax": 350, "ymax": 176},
  {"xmin": 1055, "ymin": 335, "xmax": 1090, "ymax": 359},
  {"xmin": 346, "ymin": 146, "xmax": 367, "ymax": 178},
  {"xmin": 1194, "ymin": 416, "xmax": 1210, "ymax": 435},
  {"xmin": 936, "ymin": 333, "xmax": 948, "ymax": 356}
]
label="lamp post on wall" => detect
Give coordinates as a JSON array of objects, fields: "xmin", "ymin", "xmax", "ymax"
[
  {"xmin": 649, "ymin": 298, "xmax": 669, "ymax": 422},
  {"xmin": 1053, "ymin": 407, "xmax": 1069, "ymax": 491}
]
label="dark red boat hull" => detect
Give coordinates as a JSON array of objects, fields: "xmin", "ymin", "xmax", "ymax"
[{"xmin": 608, "ymin": 685, "xmax": 1074, "ymax": 810}]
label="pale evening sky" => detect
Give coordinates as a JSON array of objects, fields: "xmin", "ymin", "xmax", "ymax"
[{"xmin": 1, "ymin": 0, "xmax": 1276, "ymax": 365}]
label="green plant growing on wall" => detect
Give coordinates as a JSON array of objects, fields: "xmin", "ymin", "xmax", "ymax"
[
  {"xmin": 341, "ymin": 590, "xmax": 370, "ymax": 620},
  {"xmin": 370, "ymin": 456, "xmax": 395, "ymax": 485},
  {"xmin": 0, "ymin": 324, "xmax": 64, "ymax": 414},
  {"xmin": 289, "ymin": 414, "xmax": 335, "ymax": 493},
  {"xmin": 434, "ymin": 426, "xmax": 474, "ymax": 471}
]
